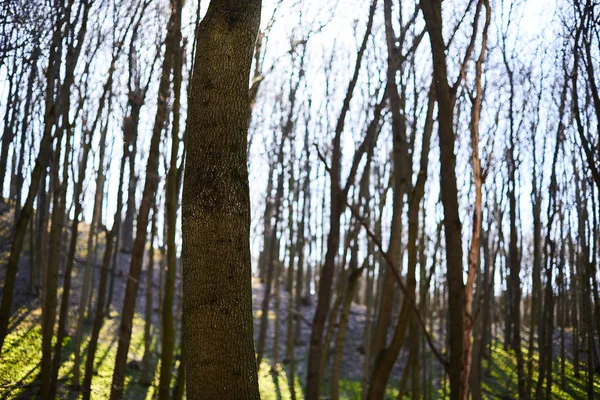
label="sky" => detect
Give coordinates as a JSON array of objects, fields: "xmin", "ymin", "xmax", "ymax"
[{"xmin": 0, "ymin": 0, "xmax": 568, "ymax": 290}]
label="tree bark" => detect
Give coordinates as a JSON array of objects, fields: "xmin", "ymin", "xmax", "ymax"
[
  {"xmin": 141, "ymin": 205, "xmax": 157, "ymax": 385},
  {"xmin": 420, "ymin": 1, "xmax": 466, "ymax": 397},
  {"xmin": 158, "ymin": 0, "xmax": 183, "ymax": 396},
  {"xmin": 460, "ymin": 2, "xmax": 489, "ymax": 396},
  {"xmin": 82, "ymin": 224, "xmax": 116, "ymax": 399},
  {"xmin": 181, "ymin": 1, "xmax": 262, "ymax": 398},
  {"xmin": 305, "ymin": 4, "xmax": 377, "ymax": 396},
  {"xmin": 109, "ymin": 4, "xmax": 176, "ymax": 395},
  {"xmin": 0, "ymin": 7, "xmax": 63, "ymax": 351}
]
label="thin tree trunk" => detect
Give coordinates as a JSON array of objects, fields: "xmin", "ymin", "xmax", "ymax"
[
  {"xmin": 158, "ymin": 0, "xmax": 183, "ymax": 395},
  {"xmin": 81, "ymin": 225, "xmax": 116, "ymax": 399},
  {"xmin": 305, "ymin": 2, "xmax": 377, "ymax": 396},
  {"xmin": 421, "ymin": 1, "xmax": 468, "ymax": 396},
  {"xmin": 294, "ymin": 127, "xmax": 311, "ymax": 345},
  {"xmin": 40, "ymin": 111, "xmax": 68, "ymax": 400},
  {"xmin": 570, "ymin": 231, "xmax": 580, "ymax": 377},
  {"xmin": 13, "ymin": 45, "xmax": 39, "ymax": 225},
  {"xmin": 73, "ymin": 120, "xmax": 108, "ymax": 387},
  {"xmin": 273, "ymin": 251, "xmax": 281, "ymax": 367},
  {"xmin": 256, "ymin": 161, "xmax": 284, "ymax": 365},
  {"xmin": 141, "ymin": 205, "xmax": 157, "ymax": 385},
  {"xmin": 331, "ymin": 247, "xmax": 363, "ymax": 400},
  {"xmin": 109, "ymin": 4, "xmax": 175, "ymax": 394},
  {"xmin": 367, "ymin": 80, "xmax": 434, "ymax": 400},
  {"xmin": 0, "ymin": 10, "xmax": 63, "ymax": 351},
  {"xmin": 535, "ymin": 87, "xmax": 565, "ymax": 398},
  {"xmin": 172, "ymin": 326, "xmax": 186, "ymax": 400},
  {"xmin": 460, "ymin": 3, "xmax": 489, "ymax": 396},
  {"xmin": 371, "ymin": 0, "xmax": 411, "ymax": 364}
]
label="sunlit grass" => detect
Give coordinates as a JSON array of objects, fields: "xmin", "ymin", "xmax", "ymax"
[
  {"xmin": 0, "ymin": 307, "xmax": 43, "ymax": 397},
  {"xmin": 0, "ymin": 308, "xmax": 161, "ymax": 399},
  {"xmin": 258, "ymin": 358, "xmax": 304, "ymax": 400},
  {"xmin": 436, "ymin": 339, "xmax": 600, "ymax": 399},
  {"xmin": 3, "ymin": 304, "xmax": 599, "ymax": 400}
]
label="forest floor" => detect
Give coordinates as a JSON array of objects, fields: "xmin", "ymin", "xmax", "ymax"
[{"xmin": 0, "ymin": 203, "xmax": 599, "ymax": 399}]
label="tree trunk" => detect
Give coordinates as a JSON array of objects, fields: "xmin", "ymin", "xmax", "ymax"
[
  {"xmin": 13, "ymin": 45, "xmax": 39, "ymax": 225},
  {"xmin": 141, "ymin": 205, "xmax": 157, "ymax": 385},
  {"xmin": 109, "ymin": 5, "xmax": 176, "ymax": 396},
  {"xmin": 0, "ymin": 10, "xmax": 62, "ymax": 351},
  {"xmin": 305, "ymin": 4, "xmax": 377, "ymax": 395},
  {"xmin": 181, "ymin": 1, "xmax": 262, "ymax": 398},
  {"xmin": 331, "ymin": 246, "xmax": 362, "ymax": 400},
  {"xmin": 256, "ymin": 151, "xmax": 285, "ymax": 366},
  {"xmin": 367, "ymin": 75, "xmax": 434, "ymax": 400},
  {"xmin": 82, "ymin": 224, "xmax": 116, "ymax": 399},
  {"xmin": 158, "ymin": 0, "xmax": 183, "ymax": 396},
  {"xmin": 421, "ymin": 1, "xmax": 466, "ymax": 397},
  {"xmin": 371, "ymin": 0, "xmax": 411, "ymax": 364},
  {"xmin": 74, "ymin": 120, "xmax": 108, "ymax": 387},
  {"xmin": 460, "ymin": 3, "xmax": 489, "ymax": 396},
  {"xmin": 40, "ymin": 115, "xmax": 68, "ymax": 400}
]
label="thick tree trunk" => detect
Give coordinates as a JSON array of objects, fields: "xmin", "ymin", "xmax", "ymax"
[{"xmin": 181, "ymin": 1, "xmax": 262, "ymax": 398}]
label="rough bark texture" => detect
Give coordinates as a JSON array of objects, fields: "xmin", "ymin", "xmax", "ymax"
[{"xmin": 181, "ymin": 1, "xmax": 262, "ymax": 398}]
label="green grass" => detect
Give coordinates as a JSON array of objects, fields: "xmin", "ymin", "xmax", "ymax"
[
  {"xmin": 436, "ymin": 339, "xmax": 600, "ymax": 399},
  {"xmin": 258, "ymin": 358, "xmax": 304, "ymax": 400},
  {"xmin": 2, "ymin": 307, "xmax": 599, "ymax": 399},
  {"xmin": 0, "ymin": 309, "xmax": 160, "ymax": 399},
  {"xmin": 0, "ymin": 306, "xmax": 43, "ymax": 396}
]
